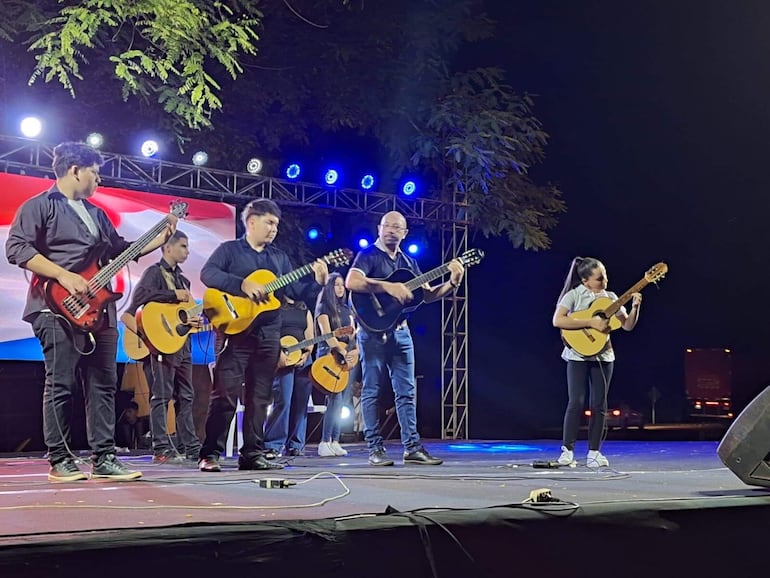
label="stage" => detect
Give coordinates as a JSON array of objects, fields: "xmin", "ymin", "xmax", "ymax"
[{"xmin": 0, "ymin": 439, "xmax": 768, "ymax": 577}]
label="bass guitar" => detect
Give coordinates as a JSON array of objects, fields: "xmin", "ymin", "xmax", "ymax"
[
  {"xmin": 136, "ymin": 301, "xmax": 212, "ymax": 355},
  {"xmin": 44, "ymin": 201, "xmax": 189, "ymax": 333},
  {"xmin": 561, "ymin": 262, "xmax": 668, "ymax": 356},
  {"xmin": 280, "ymin": 326, "xmax": 354, "ymax": 367},
  {"xmin": 203, "ymin": 248, "xmax": 353, "ymax": 335},
  {"xmin": 350, "ymin": 248, "xmax": 485, "ymax": 332},
  {"xmin": 310, "ymin": 345, "xmax": 360, "ymax": 394}
]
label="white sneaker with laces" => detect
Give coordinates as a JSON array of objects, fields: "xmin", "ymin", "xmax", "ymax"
[
  {"xmin": 330, "ymin": 441, "xmax": 348, "ymax": 456},
  {"xmin": 557, "ymin": 446, "xmax": 575, "ymax": 466},
  {"xmin": 586, "ymin": 450, "xmax": 609, "ymax": 468},
  {"xmin": 317, "ymin": 441, "xmax": 336, "ymax": 457}
]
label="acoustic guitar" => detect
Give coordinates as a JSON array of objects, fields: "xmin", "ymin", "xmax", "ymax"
[
  {"xmin": 203, "ymin": 248, "xmax": 353, "ymax": 335},
  {"xmin": 350, "ymin": 248, "xmax": 485, "ymax": 332},
  {"xmin": 136, "ymin": 301, "xmax": 212, "ymax": 355},
  {"xmin": 121, "ymin": 312, "xmax": 151, "ymax": 361},
  {"xmin": 561, "ymin": 262, "xmax": 668, "ymax": 357},
  {"xmin": 310, "ymin": 345, "xmax": 360, "ymax": 394},
  {"xmin": 44, "ymin": 201, "xmax": 189, "ymax": 333},
  {"xmin": 280, "ymin": 326, "xmax": 354, "ymax": 367}
]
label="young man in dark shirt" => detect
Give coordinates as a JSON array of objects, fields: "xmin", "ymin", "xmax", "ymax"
[
  {"xmin": 125, "ymin": 229, "xmax": 203, "ymax": 464},
  {"xmin": 5, "ymin": 141, "xmax": 175, "ymax": 482},
  {"xmin": 345, "ymin": 211, "xmax": 464, "ymax": 466},
  {"xmin": 198, "ymin": 199, "xmax": 328, "ymax": 472}
]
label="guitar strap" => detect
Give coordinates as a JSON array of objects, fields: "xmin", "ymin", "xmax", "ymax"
[{"xmin": 159, "ymin": 266, "xmax": 185, "ymax": 291}]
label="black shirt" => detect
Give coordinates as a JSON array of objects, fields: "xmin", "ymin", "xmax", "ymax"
[{"xmin": 127, "ymin": 259, "xmax": 191, "ymax": 316}]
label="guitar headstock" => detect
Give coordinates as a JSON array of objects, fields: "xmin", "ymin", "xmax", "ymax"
[
  {"xmin": 323, "ymin": 248, "xmax": 354, "ymax": 268},
  {"xmin": 458, "ymin": 248, "xmax": 485, "ymax": 267},
  {"xmin": 169, "ymin": 200, "xmax": 190, "ymax": 219},
  {"xmin": 334, "ymin": 326, "xmax": 355, "ymax": 338},
  {"xmin": 645, "ymin": 262, "xmax": 668, "ymax": 283}
]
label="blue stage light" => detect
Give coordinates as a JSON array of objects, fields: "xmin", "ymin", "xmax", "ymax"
[
  {"xmin": 306, "ymin": 227, "xmax": 321, "ymax": 241},
  {"xmin": 407, "ymin": 243, "xmax": 420, "ymax": 255},
  {"xmin": 324, "ymin": 169, "xmax": 339, "ymax": 185},
  {"xmin": 361, "ymin": 174, "xmax": 375, "ymax": 190},
  {"xmin": 141, "ymin": 140, "xmax": 159, "ymax": 157},
  {"xmin": 286, "ymin": 163, "xmax": 301, "ymax": 179},
  {"xmin": 20, "ymin": 116, "xmax": 42, "ymax": 138},
  {"xmin": 192, "ymin": 151, "xmax": 208, "ymax": 166},
  {"xmin": 86, "ymin": 133, "xmax": 103, "ymax": 149},
  {"xmin": 402, "ymin": 180, "xmax": 417, "ymax": 196},
  {"xmin": 358, "ymin": 238, "xmax": 370, "ymax": 249}
]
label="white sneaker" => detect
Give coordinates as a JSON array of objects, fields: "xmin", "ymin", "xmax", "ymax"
[
  {"xmin": 586, "ymin": 450, "xmax": 609, "ymax": 468},
  {"xmin": 317, "ymin": 441, "xmax": 336, "ymax": 457},
  {"xmin": 330, "ymin": 441, "xmax": 348, "ymax": 456},
  {"xmin": 557, "ymin": 446, "xmax": 575, "ymax": 466}
]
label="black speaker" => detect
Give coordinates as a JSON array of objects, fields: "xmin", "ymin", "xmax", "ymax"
[{"xmin": 717, "ymin": 385, "xmax": 770, "ymax": 487}]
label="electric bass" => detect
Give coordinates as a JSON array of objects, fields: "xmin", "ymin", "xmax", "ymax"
[
  {"xmin": 349, "ymin": 248, "xmax": 485, "ymax": 332},
  {"xmin": 203, "ymin": 248, "xmax": 353, "ymax": 335},
  {"xmin": 136, "ymin": 301, "xmax": 212, "ymax": 355},
  {"xmin": 561, "ymin": 262, "xmax": 668, "ymax": 357},
  {"xmin": 280, "ymin": 326, "xmax": 354, "ymax": 367},
  {"xmin": 310, "ymin": 345, "xmax": 360, "ymax": 394},
  {"xmin": 44, "ymin": 201, "xmax": 189, "ymax": 333}
]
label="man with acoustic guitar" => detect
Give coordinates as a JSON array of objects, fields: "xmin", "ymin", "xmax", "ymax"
[
  {"xmin": 124, "ymin": 229, "xmax": 202, "ymax": 465},
  {"xmin": 197, "ymin": 199, "xmax": 328, "ymax": 472},
  {"xmin": 345, "ymin": 211, "xmax": 464, "ymax": 466},
  {"xmin": 5, "ymin": 141, "xmax": 176, "ymax": 482}
]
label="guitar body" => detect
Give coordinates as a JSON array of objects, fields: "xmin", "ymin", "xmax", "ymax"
[
  {"xmin": 123, "ymin": 326, "xmax": 151, "ymax": 360},
  {"xmin": 350, "ymin": 269, "xmax": 425, "ymax": 332},
  {"xmin": 310, "ymin": 349, "xmax": 360, "ymax": 394},
  {"xmin": 561, "ymin": 297, "xmax": 623, "ymax": 357},
  {"xmin": 280, "ymin": 335, "xmax": 304, "ymax": 367},
  {"xmin": 44, "ymin": 261, "xmax": 122, "ymax": 332},
  {"xmin": 203, "ymin": 269, "xmax": 281, "ymax": 334},
  {"xmin": 137, "ymin": 301, "xmax": 205, "ymax": 355}
]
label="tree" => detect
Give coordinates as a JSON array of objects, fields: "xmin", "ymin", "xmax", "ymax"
[{"xmin": 0, "ymin": 0, "xmax": 565, "ymax": 249}]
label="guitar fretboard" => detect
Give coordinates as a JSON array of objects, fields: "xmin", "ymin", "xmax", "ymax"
[{"xmin": 404, "ymin": 263, "xmax": 454, "ymax": 291}]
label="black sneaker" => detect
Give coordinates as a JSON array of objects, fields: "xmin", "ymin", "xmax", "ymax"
[
  {"xmin": 91, "ymin": 454, "xmax": 143, "ymax": 480},
  {"xmin": 152, "ymin": 450, "xmax": 185, "ymax": 464},
  {"xmin": 368, "ymin": 448, "xmax": 394, "ymax": 466},
  {"xmin": 238, "ymin": 455, "xmax": 284, "ymax": 470},
  {"xmin": 48, "ymin": 458, "xmax": 87, "ymax": 482},
  {"xmin": 285, "ymin": 448, "xmax": 303, "ymax": 457},
  {"xmin": 198, "ymin": 456, "xmax": 221, "ymax": 472},
  {"xmin": 403, "ymin": 447, "xmax": 443, "ymax": 465}
]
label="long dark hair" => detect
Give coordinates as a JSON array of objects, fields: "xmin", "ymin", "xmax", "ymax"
[
  {"xmin": 557, "ymin": 256, "xmax": 603, "ymax": 303},
  {"xmin": 315, "ymin": 272, "xmax": 345, "ymax": 329}
]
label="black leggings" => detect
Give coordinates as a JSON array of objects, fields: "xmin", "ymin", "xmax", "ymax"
[{"xmin": 562, "ymin": 360, "xmax": 614, "ymax": 451}]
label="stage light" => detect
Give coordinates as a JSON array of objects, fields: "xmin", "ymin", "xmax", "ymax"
[
  {"xmin": 340, "ymin": 405, "xmax": 352, "ymax": 420},
  {"xmin": 358, "ymin": 238, "xmax": 370, "ymax": 249},
  {"xmin": 306, "ymin": 227, "xmax": 321, "ymax": 241},
  {"xmin": 20, "ymin": 116, "xmax": 42, "ymax": 138},
  {"xmin": 361, "ymin": 174, "xmax": 375, "ymax": 190},
  {"xmin": 192, "ymin": 151, "xmax": 208, "ymax": 166},
  {"xmin": 402, "ymin": 180, "xmax": 417, "ymax": 196},
  {"xmin": 140, "ymin": 140, "xmax": 159, "ymax": 157},
  {"xmin": 286, "ymin": 163, "xmax": 301, "ymax": 179},
  {"xmin": 324, "ymin": 169, "xmax": 339, "ymax": 186},
  {"xmin": 247, "ymin": 158, "xmax": 263, "ymax": 174},
  {"xmin": 407, "ymin": 243, "xmax": 420, "ymax": 255},
  {"xmin": 86, "ymin": 132, "xmax": 103, "ymax": 149}
]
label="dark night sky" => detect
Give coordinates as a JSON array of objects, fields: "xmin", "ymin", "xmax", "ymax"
[{"xmin": 436, "ymin": 0, "xmax": 770, "ymax": 438}]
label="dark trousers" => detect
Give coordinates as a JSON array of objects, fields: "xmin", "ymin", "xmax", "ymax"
[
  {"xmin": 200, "ymin": 325, "xmax": 280, "ymax": 461},
  {"xmin": 562, "ymin": 359, "xmax": 614, "ymax": 451},
  {"xmin": 31, "ymin": 312, "xmax": 118, "ymax": 464},
  {"xmin": 264, "ymin": 359, "xmax": 312, "ymax": 452},
  {"xmin": 142, "ymin": 348, "xmax": 200, "ymax": 458}
]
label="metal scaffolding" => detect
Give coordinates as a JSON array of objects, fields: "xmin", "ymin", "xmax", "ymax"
[{"xmin": 0, "ymin": 134, "xmax": 472, "ymax": 439}]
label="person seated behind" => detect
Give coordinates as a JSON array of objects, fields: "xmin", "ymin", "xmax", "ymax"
[{"xmin": 116, "ymin": 401, "xmax": 149, "ymax": 450}]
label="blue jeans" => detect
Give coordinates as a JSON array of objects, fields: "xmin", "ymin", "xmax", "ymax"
[
  {"xmin": 264, "ymin": 358, "xmax": 312, "ymax": 452},
  {"xmin": 321, "ymin": 376, "xmax": 354, "ymax": 442},
  {"xmin": 357, "ymin": 326, "xmax": 419, "ymax": 453}
]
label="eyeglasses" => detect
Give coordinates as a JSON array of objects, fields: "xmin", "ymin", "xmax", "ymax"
[{"xmin": 379, "ymin": 223, "xmax": 406, "ymax": 232}]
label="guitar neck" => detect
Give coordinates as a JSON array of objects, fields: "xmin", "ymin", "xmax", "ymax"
[
  {"xmin": 90, "ymin": 215, "xmax": 172, "ymax": 292},
  {"xmin": 603, "ymin": 278, "xmax": 650, "ymax": 317},
  {"xmin": 404, "ymin": 262, "xmax": 453, "ymax": 291},
  {"xmin": 263, "ymin": 263, "xmax": 315, "ymax": 294},
  {"xmin": 284, "ymin": 331, "xmax": 340, "ymax": 354}
]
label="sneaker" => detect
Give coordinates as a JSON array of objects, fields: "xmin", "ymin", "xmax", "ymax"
[
  {"xmin": 330, "ymin": 441, "xmax": 348, "ymax": 456},
  {"xmin": 318, "ymin": 441, "xmax": 337, "ymax": 457},
  {"xmin": 403, "ymin": 447, "xmax": 443, "ymax": 465},
  {"xmin": 557, "ymin": 446, "xmax": 575, "ymax": 466},
  {"xmin": 91, "ymin": 454, "xmax": 142, "ymax": 480},
  {"xmin": 586, "ymin": 450, "xmax": 609, "ymax": 468},
  {"xmin": 285, "ymin": 447, "xmax": 303, "ymax": 457},
  {"xmin": 238, "ymin": 455, "xmax": 284, "ymax": 470},
  {"xmin": 264, "ymin": 448, "xmax": 280, "ymax": 460},
  {"xmin": 198, "ymin": 456, "xmax": 221, "ymax": 472},
  {"xmin": 152, "ymin": 450, "xmax": 185, "ymax": 464},
  {"xmin": 48, "ymin": 458, "xmax": 87, "ymax": 482},
  {"xmin": 368, "ymin": 448, "xmax": 394, "ymax": 466}
]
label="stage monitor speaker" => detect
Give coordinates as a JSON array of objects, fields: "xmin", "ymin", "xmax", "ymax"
[{"xmin": 717, "ymin": 385, "xmax": 770, "ymax": 487}]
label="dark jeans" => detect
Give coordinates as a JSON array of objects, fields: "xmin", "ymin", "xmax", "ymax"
[
  {"xmin": 199, "ymin": 325, "xmax": 281, "ymax": 461},
  {"xmin": 358, "ymin": 326, "xmax": 420, "ymax": 453},
  {"xmin": 31, "ymin": 312, "xmax": 119, "ymax": 464},
  {"xmin": 142, "ymin": 348, "xmax": 200, "ymax": 458},
  {"xmin": 264, "ymin": 359, "xmax": 312, "ymax": 452},
  {"xmin": 562, "ymin": 359, "xmax": 614, "ymax": 451}
]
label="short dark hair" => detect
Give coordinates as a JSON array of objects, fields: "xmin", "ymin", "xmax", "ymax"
[
  {"xmin": 241, "ymin": 198, "xmax": 281, "ymax": 227},
  {"xmin": 164, "ymin": 229, "xmax": 188, "ymax": 248},
  {"xmin": 52, "ymin": 141, "xmax": 103, "ymax": 178}
]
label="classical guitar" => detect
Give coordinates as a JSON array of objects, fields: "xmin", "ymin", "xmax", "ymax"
[
  {"xmin": 350, "ymin": 248, "xmax": 485, "ymax": 332},
  {"xmin": 136, "ymin": 301, "xmax": 212, "ymax": 355},
  {"xmin": 44, "ymin": 201, "xmax": 189, "ymax": 333},
  {"xmin": 310, "ymin": 345, "xmax": 360, "ymax": 394},
  {"xmin": 561, "ymin": 262, "xmax": 668, "ymax": 357},
  {"xmin": 121, "ymin": 312, "xmax": 150, "ymax": 361},
  {"xmin": 280, "ymin": 326, "xmax": 354, "ymax": 367},
  {"xmin": 203, "ymin": 248, "xmax": 353, "ymax": 335}
]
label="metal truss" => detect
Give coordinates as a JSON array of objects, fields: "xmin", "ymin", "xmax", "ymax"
[{"xmin": 0, "ymin": 134, "xmax": 472, "ymax": 439}]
